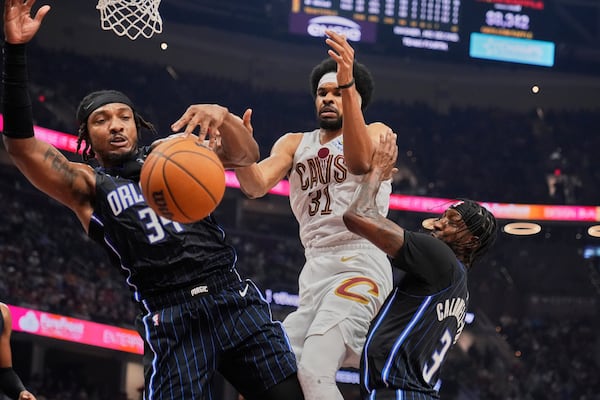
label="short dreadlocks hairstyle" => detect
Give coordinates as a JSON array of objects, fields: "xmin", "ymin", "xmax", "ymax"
[
  {"xmin": 309, "ymin": 58, "xmax": 375, "ymax": 111},
  {"xmin": 74, "ymin": 90, "xmax": 157, "ymax": 161},
  {"xmin": 450, "ymin": 199, "xmax": 498, "ymax": 266}
]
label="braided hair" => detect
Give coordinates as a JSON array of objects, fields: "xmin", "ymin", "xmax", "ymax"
[
  {"xmin": 449, "ymin": 199, "xmax": 498, "ymax": 267},
  {"xmin": 74, "ymin": 90, "xmax": 157, "ymax": 160}
]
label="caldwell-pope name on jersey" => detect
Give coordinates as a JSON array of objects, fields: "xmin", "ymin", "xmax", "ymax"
[{"xmin": 435, "ymin": 296, "xmax": 467, "ymax": 343}]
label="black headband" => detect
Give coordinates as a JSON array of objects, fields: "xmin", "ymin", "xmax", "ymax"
[
  {"xmin": 450, "ymin": 199, "xmax": 490, "ymax": 238},
  {"xmin": 76, "ymin": 90, "xmax": 135, "ymax": 125}
]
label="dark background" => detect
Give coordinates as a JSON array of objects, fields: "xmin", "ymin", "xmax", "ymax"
[{"xmin": 1, "ymin": 1, "xmax": 599, "ymax": 399}]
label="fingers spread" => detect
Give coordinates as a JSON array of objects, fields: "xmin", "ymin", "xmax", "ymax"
[{"xmin": 171, "ymin": 105, "xmax": 227, "ymax": 140}]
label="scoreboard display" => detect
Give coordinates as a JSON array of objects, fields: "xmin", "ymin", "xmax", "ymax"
[
  {"xmin": 289, "ymin": 0, "xmax": 555, "ymax": 67},
  {"xmin": 467, "ymin": 0, "xmax": 555, "ymax": 67}
]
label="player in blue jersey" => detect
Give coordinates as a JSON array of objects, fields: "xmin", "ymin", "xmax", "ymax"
[
  {"xmin": 343, "ymin": 130, "xmax": 498, "ymax": 399},
  {"xmin": 1, "ymin": 1, "xmax": 304, "ymax": 399}
]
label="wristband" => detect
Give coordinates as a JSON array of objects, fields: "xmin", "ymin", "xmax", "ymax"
[
  {"xmin": 337, "ymin": 78, "xmax": 355, "ymax": 89},
  {"xmin": 0, "ymin": 367, "xmax": 27, "ymax": 400},
  {"xmin": 2, "ymin": 43, "xmax": 34, "ymax": 139}
]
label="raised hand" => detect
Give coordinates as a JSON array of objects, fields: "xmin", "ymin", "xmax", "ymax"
[
  {"xmin": 372, "ymin": 129, "xmax": 398, "ymax": 181},
  {"xmin": 3, "ymin": 0, "xmax": 50, "ymax": 44},
  {"xmin": 324, "ymin": 29, "xmax": 355, "ymax": 87}
]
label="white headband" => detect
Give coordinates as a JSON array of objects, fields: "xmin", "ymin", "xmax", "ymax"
[
  {"xmin": 317, "ymin": 72, "xmax": 338, "ymax": 89},
  {"xmin": 317, "ymin": 71, "xmax": 362, "ymax": 106}
]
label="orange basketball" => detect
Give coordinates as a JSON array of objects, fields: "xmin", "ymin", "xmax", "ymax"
[{"xmin": 140, "ymin": 136, "xmax": 226, "ymax": 223}]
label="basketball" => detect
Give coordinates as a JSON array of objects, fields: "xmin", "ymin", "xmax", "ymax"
[{"xmin": 140, "ymin": 136, "xmax": 226, "ymax": 223}]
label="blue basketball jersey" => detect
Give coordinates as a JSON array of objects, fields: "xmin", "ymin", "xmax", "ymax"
[
  {"xmin": 361, "ymin": 231, "xmax": 469, "ymax": 399},
  {"xmin": 87, "ymin": 163, "xmax": 298, "ymax": 399},
  {"xmin": 89, "ymin": 169, "xmax": 237, "ymax": 301}
]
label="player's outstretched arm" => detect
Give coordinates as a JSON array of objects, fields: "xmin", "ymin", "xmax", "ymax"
[
  {"xmin": 235, "ymin": 133, "xmax": 301, "ymax": 199},
  {"xmin": 2, "ymin": 0, "xmax": 95, "ymax": 228},
  {"xmin": 343, "ymin": 130, "xmax": 404, "ymax": 257},
  {"xmin": 325, "ymin": 29, "xmax": 375, "ymax": 175},
  {"xmin": 217, "ymin": 108, "xmax": 260, "ymax": 167}
]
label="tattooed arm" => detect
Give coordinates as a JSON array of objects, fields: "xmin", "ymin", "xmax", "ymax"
[
  {"xmin": 2, "ymin": 0, "xmax": 95, "ymax": 230},
  {"xmin": 3, "ymin": 137, "xmax": 97, "ymax": 230}
]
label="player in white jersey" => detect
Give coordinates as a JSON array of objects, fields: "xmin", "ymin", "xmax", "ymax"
[{"xmin": 235, "ymin": 30, "xmax": 395, "ymax": 400}]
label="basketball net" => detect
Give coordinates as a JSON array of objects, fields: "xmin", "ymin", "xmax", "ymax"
[{"xmin": 96, "ymin": 0, "xmax": 163, "ymax": 40}]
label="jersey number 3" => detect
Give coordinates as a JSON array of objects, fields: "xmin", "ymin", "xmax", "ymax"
[{"xmin": 422, "ymin": 329, "xmax": 453, "ymax": 384}]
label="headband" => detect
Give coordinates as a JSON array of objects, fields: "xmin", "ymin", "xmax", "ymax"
[
  {"xmin": 450, "ymin": 200, "xmax": 488, "ymax": 237},
  {"xmin": 76, "ymin": 90, "xmax": 135, "ymax": 125},
  {"xmin": 317, "ymin": 72, "xmax": 362, "ymax": 106},
  {"xmin": 317, "ymin": 72, "xmax": 337, "ymax": 89}
]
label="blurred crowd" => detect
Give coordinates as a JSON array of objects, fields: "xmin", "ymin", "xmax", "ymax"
[
  {"xmin": 25, "ymin": 43, "xmax": 600, "ymax": 206},
  {"xmin": 440, "ymin": 315, "xmax": 599, "ymax": 399},
  {"xmin": 1, "ymin": 43, "xmax": 599, "ymax": 399},
  {"xmin": 1, "ymin": 159, "xmax": 598, "ymax": 398},
  {"xmin": 15, "ymin": 367, "xmax": 129, "ymax": 400}
]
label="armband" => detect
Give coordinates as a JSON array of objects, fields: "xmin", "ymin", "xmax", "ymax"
[
  {"xmin": 337, "ymin": 78, "xmax": 355, "ymax": 90},
  {"xmin": 0, "ymin": 367, "xmax": 27, "ymax": 400},
  {"xmin": 2, "ymin": 43, "xmax": 34, "ymax": 139}
]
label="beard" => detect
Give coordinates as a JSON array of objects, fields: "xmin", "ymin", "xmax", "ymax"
[{"xmin": 319, "ymin": 116, "xmax": 343, "ymax": 131}]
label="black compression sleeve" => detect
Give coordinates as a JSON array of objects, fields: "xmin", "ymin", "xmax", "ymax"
[
  {"xmin": 0, "ymin": 367, "xmax": 27, "ymax": 400},
  {"xmin": 2, "ymin": 42, "xmax": 34, "ymax": 139}
]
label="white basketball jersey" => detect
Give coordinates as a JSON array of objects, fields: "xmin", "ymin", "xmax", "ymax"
[{"xmin": 288, "ymin": 129, "xmax": 392, "ymax": 250}]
